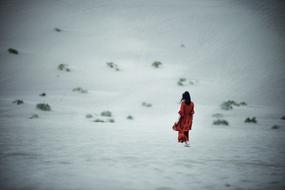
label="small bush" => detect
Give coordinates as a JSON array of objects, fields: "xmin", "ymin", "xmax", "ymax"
[
  {"xmin": 93, "ymin": 119, "xmax": 104, "ymax": 123},
  {"xmin": 106, "ymin": 62, "xmax": 120, "ymax": 71},
  {"xmin": 54, "ymin": 27, "xmax": 62, "ymax": 32},
  {"xmin": 39, "ymin": 93, "xmax": 46, "ymax": 97},
  {"xmin": 221, "ymin": 100, "xmax": 247, "ymax": 110},
  {"xmin": 142, "ymin": 102, "xmax": 152, "ymax": 107},
  {"xmin": 152, "ymin": 61, "xmax": 162, "ymax": 68},
  {"xmin": 127, "ymin": 115, "xmax": 133, "ymax": 120},
  {"xmin": 212, "ymin": 113, "xmax": 224, "ymax": 118},
  {"xmin": 8, "ymin": 48, "xmax": 18, "ymax": 55},
  {"xmin": 271, "ymin": 125, "xmax": 280, "ymax": 130},
  {"xmin": 101, "ymin": 111, "xmax": 112, "ymax": 117},
  {"xmin": 58, "ymin": 64, "xmax": 71, "ymax": 72},
  {"xmin": 213, "ymin": 119, "xmax": 229, "ymax": 126},
  {"xmin": 72, "ymin": 87, "xmax": 88, "ymax": 94},
  {"xmin": 180, "ymin": 44, "xmax": 185, "ymax": 48},
  {"xmin": 177, "ymin": 78, "xmax": 196, "ymax": 86},
  {"xmin": 108, "ymin": 118, "xmax": 115, "ymax": 123},
  {"xmin": 281, "ymin": 115, "xmax": 285, "ymax": 120},
  {"xmin": 86, "ymin": 114, "xmax": 93, "ymax": 119},
  {"xmin": 244, "ymin": 117, "xmax": 257, "ymax": 124},
  {"xmin": 29, "ymin": 114, "xmax": 39, "ymax": 119},
  {"xmin": 36, "ymin": 103, "xmax": 51, "ymax": 111},
  {"xmin": 12, "ymin": 99, "xmax": 24, "ymax": 105}
]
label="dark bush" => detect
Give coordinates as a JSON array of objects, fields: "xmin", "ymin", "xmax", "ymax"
[
  {"xmin": 12, "ymin": 99, "xmax": 24, "ymax": 105},
  {"xmin": 54, "ymin": 27, "xmax": 62, "ymax": 32},
  {"xmin": 101, "ymin": 111, "xmax": 112, "ymax": 117},
  {"xmin": 271, "ymin": 125, "xmax": 280, "ymax": 129},
  {"xmin": 106, "ymin": 62, "xmax": 119, "ymax": 71},
  {"xmin": 152, "ymin": 61, "xmax": 162, "ymax": 68},
  {"xmin": 39, "ymin": 93, "xmax": 46, "ymax": 97},
  {"xmin": 58, "ymin": 63, "xmax": 71, "ymax": 72},
  {"xmin": 29, "ymin": 114, "xmax": 39, "ymax": 119},
  {"xmin": 93, "ymin": 119, "xmax": 104, "ymax": 123},
  {"xmin": 72, "ymin": 87, "xmax": 88, "ymax": 94},
  {"xmin": 127, "ymin": 115, "xmax": 133, "ymax": 120},
  {"xmin": 36, "ymin": 103, "xmax": 51, "ymax": 111},
  {"xmin": 86, "ymin": 114, "xmax": 93, "ymax": 119},
  {"xmin": 108, "ymin": 118, "xmax": 115, "ymax": 123},
  {"xmin": 212, "ymin": 113, "xmax": 224, "ymax": 118},
  {"xmin": 8, "ymin": 48, "xmax": 18, "ymax": 55},
  {"xmin": 244, "ymin": 117, "xmax": 257, "ymax": 124},
  {"xmin": 213, "ymin": 119, "xmax": 229, "ymax": 126},
  {"xmin": 142, "ymin": 102, "xmax": 152, "ymax": 107},
  {"xmin": 281, "ymin": 115, "xmax": 285, "ymax": 120}
]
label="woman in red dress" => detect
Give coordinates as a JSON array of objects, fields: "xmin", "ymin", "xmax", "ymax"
[{"xmin": 173, "ymin": 91, "xmax": 195, "ymax": 146}]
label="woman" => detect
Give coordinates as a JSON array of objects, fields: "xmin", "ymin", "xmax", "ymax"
[{"xmin": 173, "ymin": 91, "xmax": 195, "ymax": 147}]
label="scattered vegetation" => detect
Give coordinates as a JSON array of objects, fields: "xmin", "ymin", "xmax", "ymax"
[
  {"xmin": 244, "ymin": 117, "xmax": 257, "ymax": 124},
  {"xmin": 54, "ymin": 27, "xmax": 62, "ymax": 32},
  {"xmin": 127, "ymin": 115, "xmax": 134, "ymax": 120},
  {"xmin": 29, "ymin": 114, "xmax": 39, "ymax": 119},
  {"xmin": 142, "ymin": 102, "xmax": 152, "ymax": 107},
  {"xmin": 107, "ymin": 118, "xmax": 115, "ymax": 123},
  {"xmin": 39, "ymin": 93, "xmax": 46, "ymax": 97},
  {"xmin": 152, "ymin": 61, "xmax": 162, "ymax": 68},
  {"xmin": 177, "ymin": 78, "xmax": 197, "ymax": 86},
  {"xmin": 106, "ymin": 62, "xmax": 120, "ymax": 71},
  {"xmin": 58, "ymin": 64, "xmax": 71, "ymax": 72},
  {"xmin": 213, "ymin": 119, "xmax": 229, "ymax": 126},
  {"xmin": 12, "ymin": 99, "xmax": 24, "ymax": 105},
  {"xmin": 221, "ymin": 100, "xmax": 247, "ymax": 110},
  {"xmin": 271, "ymin": 125, "xmax": 280, "ymax": 130},
  {"xmin": 36, "ymin": 103, "xmax": 51, "ymax": 111},
  {"xmin": 86, "ymin": 114, "xmax": 93, "ymax": 119},
  {"xmin": 101, "ymin": 111, "xmax": 112, "ymax": 117},
  {"xmin": 72, "ymin": 87, "xmax": 88, "ymax": 94},
  {"xmin": 93, "ymin": 119, "xmax": 105, "ymax": 123},
  {"xmin": 8, "ymin": 48, "xmax": 18, "ymax": 55},
  {"xmin": 212, "ymin": 113, "xmax": 224, "ymax": 118}
]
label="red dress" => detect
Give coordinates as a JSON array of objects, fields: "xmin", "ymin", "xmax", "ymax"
[{"xmin": 173, "ymin": 101, "xmax": 195, "ymax": 142}]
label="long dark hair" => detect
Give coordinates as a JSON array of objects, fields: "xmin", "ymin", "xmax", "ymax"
[{"xmin": 181, "ymin": 91, "xmax": 191, "ymax": 105}]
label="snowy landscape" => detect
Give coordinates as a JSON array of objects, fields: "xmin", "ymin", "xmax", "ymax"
[{"xmin": 0, "ymin": 0, "xmax": 285, "ymax": 189}]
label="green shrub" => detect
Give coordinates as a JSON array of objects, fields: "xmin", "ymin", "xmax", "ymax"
[
  {"xmin": 8, "ymin": 48, "xmax": 18, "ymax": 55},
  {"xmin": 12, "ymin": 99, "xmax": 24, "ymax": 105},
  {"xmin": 39, "ymin": 93, "xmax": 46, "ymax": 97},
  {"xmin": 106, "ymin": 62, "xmax": 119, "ymax": 71},
  {"xmin": 213, "ymin": 119, "xmax": 229, "ymax": 126},
  {"xmin": 86, "ymin": 114, "xmax": 93, "ymax": 119},
  {"xmin": 57, "ymin": 63, "xmax": 71, "ymax": 72},
  {"xmin": 93, "ymin": 119, "xmax": 104, "ymax": 123},
  {"xmin": 29, "ymin": 114, "xmax": 39, "ymax": 119},
  {"xmin": 244, "ymin": 117, "xmax": 257, "ymax": 124},
  {"xmin": 101, "ymin": 111, "xmax": 112, "ymax": 117},
  {"xmin": 72, "ymin": 87, "xmax": 88, "ymax": 94},
  {"xmin": 212, "ymin": 113, "xmax": 224, "ymax": 118},
  {"xmin": 127, "ymin": 115, "xmax": 133, "ymax": 120},
  {"xmin": 142, "ymin": 102, "xmax": 152, "ymax": 107},
  {"xmin": 54, "ymin": 27, "xmax": 62, "ymax": 32},
  {"xmin": 108, "ymin": 118, "xmax": 115, "ymax": 123},
  {"xmin": 36, "ymin": 103, "xmax": 51, "ymax": 111},
  {"xmin": 271, "ymin": 125, "xmax": 280, "ymax": 129},
  {"xmin": 152, "ymin": 61, "xmax": 162, "ymax": 68},
  {"xmin": 221, "ymin": 100, "xmax": 247, "ymax": 110}
]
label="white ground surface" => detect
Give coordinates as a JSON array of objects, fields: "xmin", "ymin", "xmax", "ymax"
[{"xmin": 0, "ymin": 0, "xmax": 285, "ymax": 190}]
